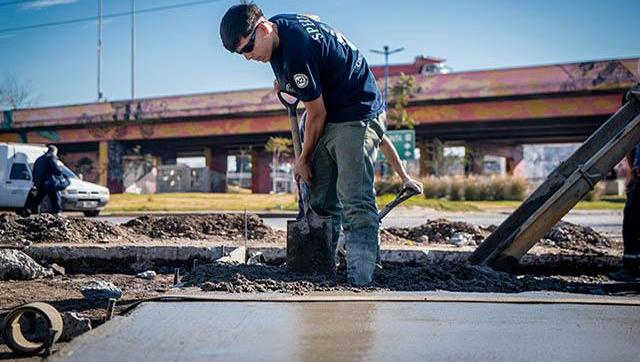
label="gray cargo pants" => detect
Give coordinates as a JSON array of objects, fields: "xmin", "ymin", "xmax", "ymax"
[{"xmin": 309, "ymin": 111, "xmax": 385, "ymax": 285}]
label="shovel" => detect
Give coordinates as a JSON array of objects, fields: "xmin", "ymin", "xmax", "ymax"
[
  {"xmin": 277, "ymin": 91, "xmax": 335, "ymax": 274},
  {"xmin": 377, "ymin": 187, "xmax": 420, "ymax": 221}
]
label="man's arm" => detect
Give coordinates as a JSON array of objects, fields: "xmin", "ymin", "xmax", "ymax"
[
  {"xmin": 49, "ymin": 156, "xmax": 62, "ymax": 176},
  {"xmin": 380, "ymin": 135, "xmax": 423, "ymax": 194},
  {"xmin": 295, "ymin": 95, "xmax": 327, "ymax": 185}
]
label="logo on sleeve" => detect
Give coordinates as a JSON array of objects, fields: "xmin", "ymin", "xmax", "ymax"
[{"xmin": 293, "ymin": 74, "xmax": 309, "ymax": 89}]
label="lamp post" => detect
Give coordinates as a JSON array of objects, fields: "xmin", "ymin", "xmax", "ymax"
[
  {"xmin": 97, "ymin": 0, "xmax": 103, "ymax": 101},
  {"xmin": 370, "ymin": 45, "xmax": 404, "ymax": 108},
  {"xmin": 131, "ymin": 0, "xmax": 135, "ymax": 101}
]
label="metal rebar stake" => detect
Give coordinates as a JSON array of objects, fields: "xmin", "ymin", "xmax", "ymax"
[
  {"xmin": 173, "ymin": 268, "xmax": 180, "ymax": 286},
  {"xmin": 106, "ymin": 298, "xmax": 117, "ymax": 321}
]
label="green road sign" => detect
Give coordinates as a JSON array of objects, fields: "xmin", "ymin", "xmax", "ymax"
[{"xmin": 378, "ymin": 129, "xmax": 416, "ymax": 161}]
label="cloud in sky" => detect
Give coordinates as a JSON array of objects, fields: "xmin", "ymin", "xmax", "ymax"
[{"xmin": 21, "ymin": 0, "xmax": 79, "ymax": 10}]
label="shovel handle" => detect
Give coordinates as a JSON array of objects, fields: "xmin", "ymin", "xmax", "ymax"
[
  {"xmin": 378, "ymin": 187, "xmax": 420, "ymax": 222},
  {"xmin": 277, "ymin": 91, "xmax": 302, "ymax": 160},
  {"xmin": 277, "ymin": 91, "xmax": 310, "ymax": 213}
]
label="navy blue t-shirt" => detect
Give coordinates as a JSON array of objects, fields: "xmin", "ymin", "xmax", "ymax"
[{"xmin": 269, "ymin": 14, "xmax": 383, "ymax": 123}]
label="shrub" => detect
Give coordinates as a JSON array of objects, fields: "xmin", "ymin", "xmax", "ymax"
[
  {"xmin": 464, "ymin": 176, "xmax": 487, "ymax": 201},
  {"xmin": 449, "ymin": 176, "xmax": 464, "ymax": 201},
  {"xmin": 375, "ymin": 177, "xmax": 403, "ymax": 195},
  {"xmin": 376, "ymin": 175, "xmax": 530, "ymax": 201}
]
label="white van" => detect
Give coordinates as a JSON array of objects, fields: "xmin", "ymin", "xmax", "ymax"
[{"xmin": 0, "ymin": 143, "xmax": 110, "ymax": 216}]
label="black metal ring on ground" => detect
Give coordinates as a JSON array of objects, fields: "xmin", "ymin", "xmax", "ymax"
[{"xmin": 1, "ymin": 302, "xmax": 63, "ymax": 356}]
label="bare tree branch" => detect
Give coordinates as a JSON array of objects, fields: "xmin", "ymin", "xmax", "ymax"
[{"xmin": 0, "ymin": 74, "xmax": 38, "ymax": 110}]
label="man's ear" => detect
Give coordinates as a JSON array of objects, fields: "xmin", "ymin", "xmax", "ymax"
[{"xmin": 259, "ymin": 21, "xmax": 273, "ymax": 36}]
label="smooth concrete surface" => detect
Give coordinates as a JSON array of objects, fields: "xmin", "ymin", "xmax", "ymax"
[{"xmin": 52, "ymin": 296, "xmax": 640, "ymax": 362}]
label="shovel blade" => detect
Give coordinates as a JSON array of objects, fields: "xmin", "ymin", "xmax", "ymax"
[{"xmin": 286, "ymin": 211, "xmax": 334, "ymax": 274}]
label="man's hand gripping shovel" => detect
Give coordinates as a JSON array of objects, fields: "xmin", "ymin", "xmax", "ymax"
[{"xmin": 277, "ymin": 91, "xmax": 335, "ymax": 274}]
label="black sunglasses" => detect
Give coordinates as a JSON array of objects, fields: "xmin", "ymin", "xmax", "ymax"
[{"xmin": 237, "ymin": 21, "xmax": 263, "ymax": 54}]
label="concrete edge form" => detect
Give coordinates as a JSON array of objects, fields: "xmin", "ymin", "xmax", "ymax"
[
  {"xmin": 19, "ymin": 244, "xmax": 623, "ymax": 274},
  {"xmin": 129, "ymin": 291, "xmax": 640, "ymax": 306}
]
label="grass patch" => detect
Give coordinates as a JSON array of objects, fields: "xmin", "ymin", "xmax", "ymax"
[
  {"xmin": 104, "ymin": 193, "xmax": 626, "ymax": 213},
  {"xmin": 105, "ymin": 192, "xmax": 298, "ymax": 212},
  {"xmin": 376, "ymin": 194, "xmax": 480, "ymax": 212}
]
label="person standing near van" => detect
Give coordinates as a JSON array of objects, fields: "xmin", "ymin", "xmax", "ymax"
[{"xmin": 27, "ymin": 145, "xmax": 63, "ymax": 216}]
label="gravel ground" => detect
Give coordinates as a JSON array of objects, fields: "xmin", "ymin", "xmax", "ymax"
[
  {"xmin": 182, "ymin": 262, "xmax": 636, "ymax": 296},
  {"xmin": 0, "ymin": 213, "xmax": 620, "ymax": 255}
]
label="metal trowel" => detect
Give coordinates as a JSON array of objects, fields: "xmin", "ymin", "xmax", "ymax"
[{"xmin": 277, "ymin": 91, "xmax": 335, "ymax": 274}]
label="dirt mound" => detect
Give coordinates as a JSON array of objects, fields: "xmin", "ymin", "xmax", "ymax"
[
  {"xmin": 183, "ymin": 262, "xmax": 599, "ymax": 295},
  {"xmin": 379, "ymin": 229, "xmax": 413, "ymax": 245},
  {"xmin": 385, "ymin": 219, "xmax": 490, "ymax": 245},
  {"xmin": 122, "ymin": 214, "xmax": 276, "ymax": 240},
  {"xmin": 541, "ymin": 221, "xmax": 613, "ymax": 252},
  {"xmin": 0, "ymin": 213, "xmax": 133, "ymax": 246},
  {"xmin": 385, "ymin": 218, "xmax": 616, "ymax": 252}
]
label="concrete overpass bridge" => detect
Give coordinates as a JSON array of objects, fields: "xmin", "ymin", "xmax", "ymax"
[{"xmin": 1, "ymin": 57, "xmax": 637, "ymax": 193}]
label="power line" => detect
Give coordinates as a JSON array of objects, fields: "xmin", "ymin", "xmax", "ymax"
[
  {"xmin": 0, "ymin": 0, "xmax": 226, "ymax": 34},
  {"xmin": 0, "ymin": 0, "xmax": 37, "ymax": 7}
]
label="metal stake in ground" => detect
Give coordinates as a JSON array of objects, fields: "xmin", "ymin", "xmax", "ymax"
[
  {"xmin": 173, "ymin": 268, "xmax": 180, "ymax": 286},
  {"xmin": 106, "ymin": 298, "xmax": 117, "ymax": 321}
]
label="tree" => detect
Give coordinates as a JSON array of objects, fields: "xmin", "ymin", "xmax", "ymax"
[
  {"xmin": 0, "ymin": 75, "xmax": 38, "ymax": 110},
  {"xmin": 387, "ymin": 73, "xmax": 421, "ymax": 129},
  {"xmin": 265, "ymin": 136, "xmax": 292, "ymax": 193}
]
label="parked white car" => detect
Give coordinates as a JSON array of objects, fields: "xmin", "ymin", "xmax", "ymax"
[{"xmin": 0, "ymin": 142, "xmax": 109, "ymax": 216}]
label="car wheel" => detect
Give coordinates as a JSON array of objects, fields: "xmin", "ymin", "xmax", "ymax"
[{"xmin": 83, "ymin": 210, "xmax": 100, "ymax": 217}]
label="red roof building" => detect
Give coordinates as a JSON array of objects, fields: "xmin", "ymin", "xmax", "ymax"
[{"xmin": 370, "ymin": 56, "xmax": 447, "ymax": 78}]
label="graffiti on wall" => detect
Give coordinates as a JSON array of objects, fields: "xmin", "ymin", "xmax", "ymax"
[
  {"xmin": 59, "ymin": 152, "xmax": 99, "ymax": 183},
  {"xmin": 2, "ymin": 111, "xmax": 12, "ymax": 130},
  {"xmin": 107, "ymin": 141, "xmax": 124, "ymax": 192},
  {"xmin": 559, "ymin": 60, "xmax": 636, "ymax": 91},
  {"xmin": 36, "ymin": 130, "xmax": 60, "ymax": 142}
]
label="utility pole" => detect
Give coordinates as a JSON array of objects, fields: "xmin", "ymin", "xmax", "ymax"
[
  {"xmin": 131, "ymin": 0, "xmax": 135, "ymax": 101},
  {"xmin": 370, "ymin": 45, "xmax": 404, "ymax": 108},
  {"xmin": 97, "ymin": 0, "xmax": 103, "ymax": 101}
]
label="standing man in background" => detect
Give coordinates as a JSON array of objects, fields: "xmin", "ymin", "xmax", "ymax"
[
  {"xmin": 220, "ymin": 3, "xmax": 385, "ymax": 285},
  {"xmin": 27, "ymin": 145, "xmax": 63, "ymax": 216}
]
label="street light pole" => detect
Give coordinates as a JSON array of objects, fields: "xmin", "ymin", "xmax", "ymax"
[
  {"xmin": 131, "ymin": 0, "xmax": 135, "ymax": 102},
  {"xmin": 97, "ymin": 0, "xmax": 103, "ymax": 101},
  {"xmin": 370, "ymin": 45, "xmax": 404, "ymax": 108}
]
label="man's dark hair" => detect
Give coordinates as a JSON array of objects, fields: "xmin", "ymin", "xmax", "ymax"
[{"xmin": 220, "ymin": 2, "xmax": 264, "ymax": 53}]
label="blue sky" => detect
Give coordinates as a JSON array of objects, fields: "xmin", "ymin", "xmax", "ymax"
[{"xmin": 1, "ymin": 0, "xmax": 638, "ymax": 108}]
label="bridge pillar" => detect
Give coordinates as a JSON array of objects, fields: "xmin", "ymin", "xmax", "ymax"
[
  {"xmin": 98, "ymin": 141, "xmax": 108, "ymax": 187},
  {"xmin": 419, "ymin": 138, "xmax": 444, "ymax": 176},
  {"xmin": 492, "ymin": 144, "xmax": 524, "ymax": 176},
  {"xmin": 204, "ymin": 147, "xmax": 227, "ymax": 193},
  {"xmin": 98, "ymin": 140, "xmax": 125, "ymax": 193},
  {"xmin": 464, "ymin": 144, "xmax": 484, "ymax": 175},
  {"xmin": 251, "ymin": 149, "xmax": 271, "ymax": 194},
  {"xmin": 464, "ymin": 143, "xmax": 525, "ymax": 176}
]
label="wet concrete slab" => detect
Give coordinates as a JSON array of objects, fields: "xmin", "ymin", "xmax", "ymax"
[{"xmin": 52, "ymin": 293, "xmax": 640, "ymax": 362}]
